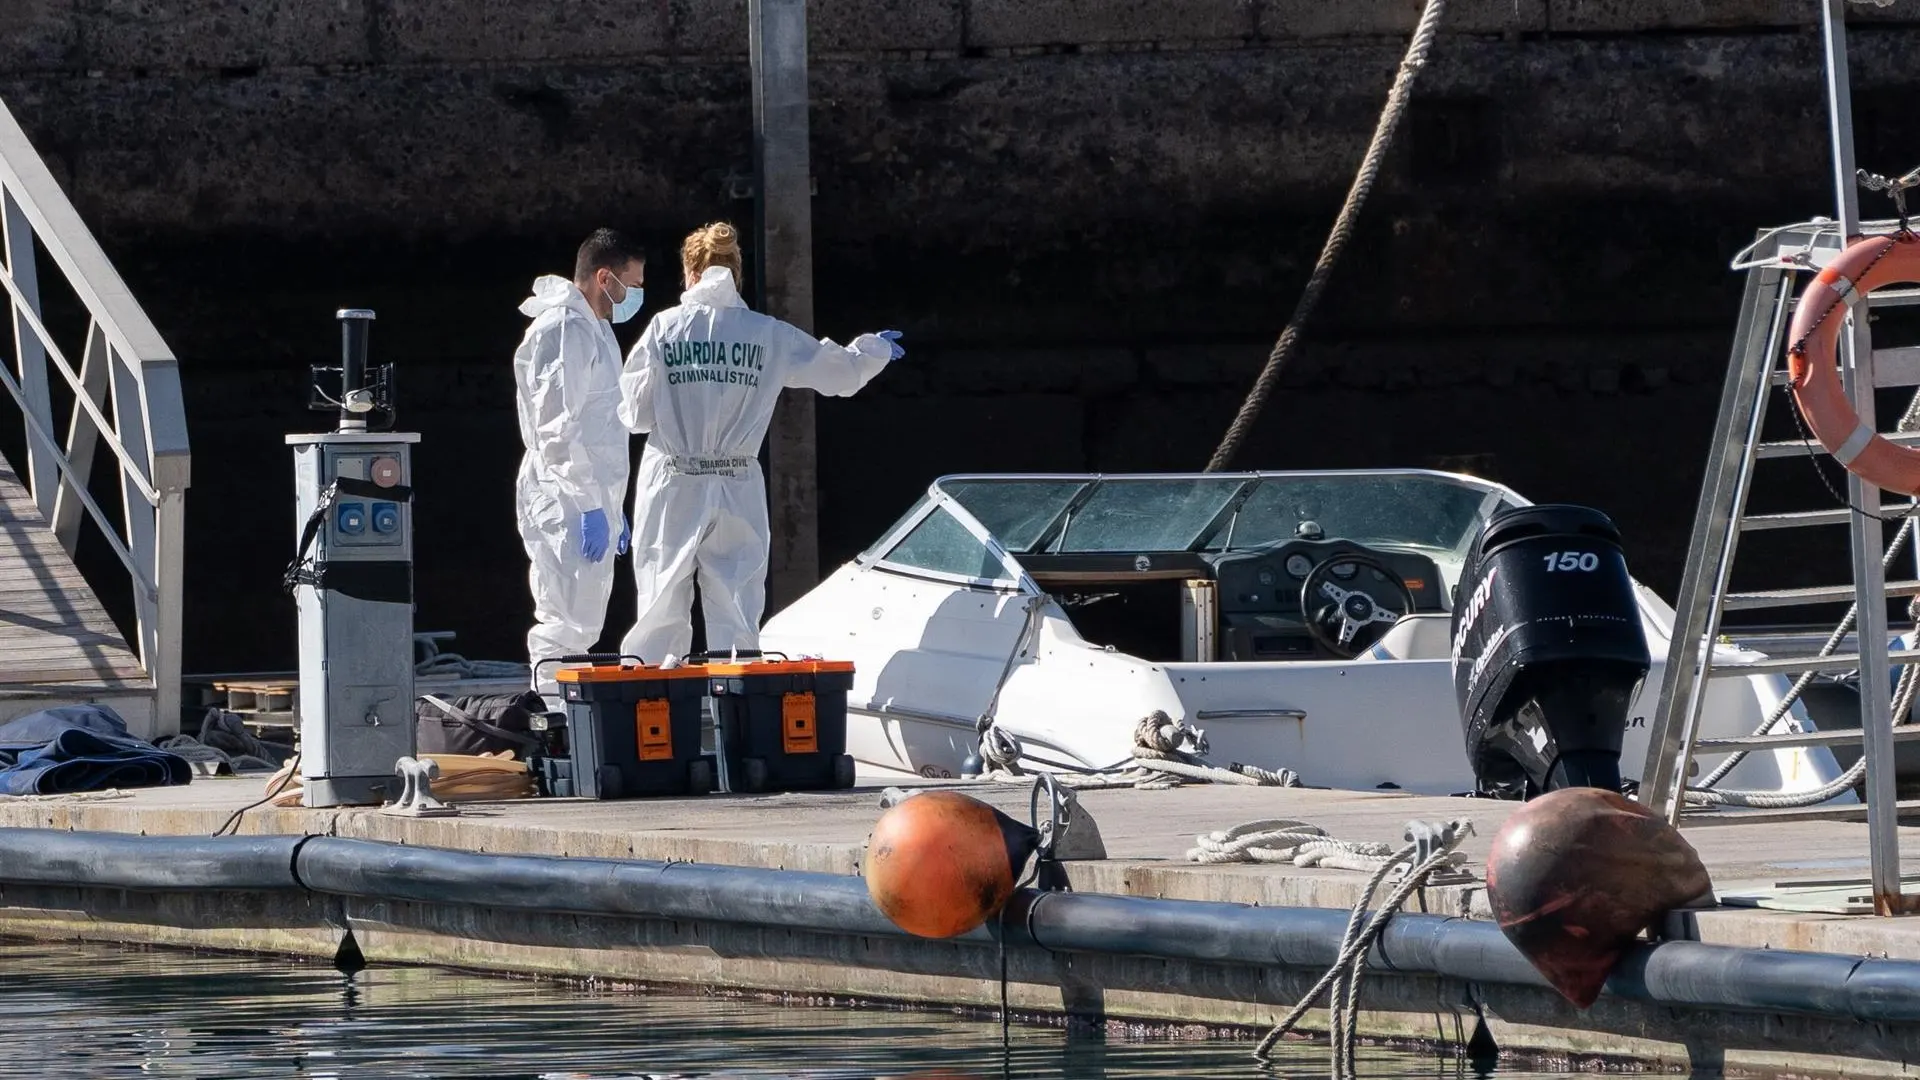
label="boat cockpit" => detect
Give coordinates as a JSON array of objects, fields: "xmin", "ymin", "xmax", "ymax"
[{"xmin": 855, "ymin": 470, "xmax": 1527, "ymax": 664}]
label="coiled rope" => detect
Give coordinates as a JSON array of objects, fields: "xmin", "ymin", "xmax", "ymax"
[
  {"xmin": 1205, "ymin": 0, "xmax": 1448, "ymax": 472},
  {"xmin": 977, "ymin": 711, "xmax": 1303, "ymax": 790},
  {"xmin": 1186, "ymin": 819, "xmax": 1401, "ymax": 871}
]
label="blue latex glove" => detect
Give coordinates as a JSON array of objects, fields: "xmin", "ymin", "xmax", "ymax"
[
  {"xmin": 580, "ymin": 508, "xmax": 610, "ymax": 562},
  {"xmin": 877, "ymin": 329, "xmax": 905, "ymax": 360},
  {"xmin": 616, "ymin": 514, "xmax": 630, "ymax": 556}
]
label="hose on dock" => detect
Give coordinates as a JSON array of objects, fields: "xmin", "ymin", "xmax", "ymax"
[{"xmin": 5, "ymin": 827, "xmax": 1920, "ymax": 1031}]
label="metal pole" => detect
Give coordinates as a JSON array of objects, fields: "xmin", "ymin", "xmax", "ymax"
[
  {"xmin": 1819, "ymin": 0, "xmax": 1905, "ymax": 915},
  {"xmin": 749, "ymin": 0, "xmax": 821, "ymax": 613},
  {"xmin": 1641, "ymin": 266, "xmax": 1789, "ymax": 821},
  {"xmin": 152, "ymin": 487, "xmax": 186, "ymax": 737},
  {"xmin": 3, "ymin": 187, "xmax": 55, "ymax": 518},
  {"xmin": 338, "ymin": 309, "xmax": 373, "ymax": 433}
]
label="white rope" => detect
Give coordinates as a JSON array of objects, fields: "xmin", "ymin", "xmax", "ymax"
[
  {"xmin": 1250, "ymin": 819, "xmax": 1475, "ymax": 1076},
  {"xmin": 975, "ymin": 710, "xmax": 1305, "ymax": 790},
  {"xmin": 1185, "ymin": 819, "xmax": 1397, "ymax": 866},
  {"xmin": 1684, "ymin": 609, "xmax": 1920, "ymax": 810},
  {"xmin": 1124, "ymin": 713, "xmax": 1303, "ymax": 787}
]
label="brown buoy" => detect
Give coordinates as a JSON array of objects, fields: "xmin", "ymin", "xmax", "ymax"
[
  {"xmin": 1486, "ymin": 787, "xmax": 1713, "ymax": 1009},
  {"xmin": 863, "ymin": 790, "xmax": 1039, "ymax": 938}
]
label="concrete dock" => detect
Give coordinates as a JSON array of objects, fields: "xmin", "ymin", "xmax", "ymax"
[{"xmin": 2, "ymin": 775, "xmax": 1918, "ymax": 1076}]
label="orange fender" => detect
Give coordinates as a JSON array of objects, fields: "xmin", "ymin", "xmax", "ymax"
[
  {"xmin": 1787, "ymin": 231, "xmax": 1920, "ymax": 494},
  {"xmin": 864, "ymin": 790, "xmax": 1039, "ymax": 939}
]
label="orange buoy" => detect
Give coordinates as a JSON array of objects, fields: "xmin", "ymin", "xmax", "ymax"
[
  {"xmin": 1485, "ymin": 787, "xmax": 1713, "ymax": 1009},
  {"xmin": 863, "ymin": 790, "xmax": 1039, "ymax": 938},
  {"xmin": 1786, "ymin": 231, "xmax": 1920, "ymax": 494}
]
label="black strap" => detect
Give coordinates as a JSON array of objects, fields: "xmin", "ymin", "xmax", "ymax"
[
  {"xmin": 419, "ymin": 695, "xmax": 543, "ymax": 754},
  {"xmin": 282, "ymin": 483, "xmax": 340, "ymax": 595},
  {"xmin": 324, "ymin": 560, "xmax": 412, "ymax": 604},
  {"xmin": 281, "ymin": 477, "xmax": 416, "ymax": 596},
  {"xmin": 532, "ymin": 653, "xmax": 646, "ymax": 680},
  {"xmin": 336, "ymin": 476, "xmax": 413, "ymax": 502}
]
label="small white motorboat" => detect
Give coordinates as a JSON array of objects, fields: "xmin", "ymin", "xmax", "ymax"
[{"xmin": 762, "ymin": 469, "xmax": 1849, "ymax": 799}]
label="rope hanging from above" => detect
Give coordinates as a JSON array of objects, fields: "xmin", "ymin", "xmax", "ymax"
[{"xmin": 1204, "ymin": 0, "xmax": 1448, "ymax": 473}]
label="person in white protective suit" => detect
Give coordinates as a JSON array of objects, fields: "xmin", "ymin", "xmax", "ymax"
[
  {"xmin": 615, "ymin": 221, "xmax": 903, "ymax": 663},
  {"xmin": 513, "ymin": 228, "xmax": 647, "ymax": 696}
]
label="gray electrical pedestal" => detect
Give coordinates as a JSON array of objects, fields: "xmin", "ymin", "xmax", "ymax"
[{"xmin": 284, "ymin": 309, "xmax": 419, "ymax": 808}]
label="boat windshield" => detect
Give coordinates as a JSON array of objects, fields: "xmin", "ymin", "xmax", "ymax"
[{"xmin": 934, "ymin": 472, "xmax": 1515, "ymax": 556}]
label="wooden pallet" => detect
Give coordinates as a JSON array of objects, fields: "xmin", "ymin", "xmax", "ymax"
[
  {"xmin": 182, "ymin": 671, "xmax": 532, "ymax": 736},
  {"xmin": 182, "ymin": 677, "xmax": 297, "ymax": 731}
]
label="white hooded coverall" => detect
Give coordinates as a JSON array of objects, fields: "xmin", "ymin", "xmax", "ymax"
[
  {"xmin": 513, "ymin": 275, "xmax": 631, "ymax": 694},
  {"xmin": 616, "ymin": 266, "xmax": 894, "ymax": 663}
]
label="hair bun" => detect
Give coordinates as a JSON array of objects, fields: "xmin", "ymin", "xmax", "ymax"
[
  {"xmin": 682, "ymin": 221, "xmax": 746, "ymax": 291},
  {"xmin": 705, "ymin": 223, "xmax": 740, "ymax": 254}
]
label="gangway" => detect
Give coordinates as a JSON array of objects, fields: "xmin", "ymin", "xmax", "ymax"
[{"xmin": 0, "ymin": 95, "xmax": 188, "ymax": 739}]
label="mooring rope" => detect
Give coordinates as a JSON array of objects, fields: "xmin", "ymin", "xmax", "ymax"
[
  {"xmin": 1249, "ymin": 820, "xmax": 1474, "ymax": 1077},
  {"xmin": 1685, "ymin": 651, "xmax": 1920, "ymax": 809},
  {"xmin": 1204, "ymin": 0, "xmax": 1448, "ymax": 472},
  {"xmin": 976, "ymin": 711, "xmax": 1303, "ymax": 790}
]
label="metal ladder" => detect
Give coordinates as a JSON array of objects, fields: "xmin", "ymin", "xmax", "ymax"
[{"xmin": 1637, "ymin": 2, "xmax": 1920, "ymax": 916}]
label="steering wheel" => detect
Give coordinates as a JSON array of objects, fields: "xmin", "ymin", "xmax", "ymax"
[{"xmin": 1298, "ymin": 552, "xmax": 1419, "ymax": 659}]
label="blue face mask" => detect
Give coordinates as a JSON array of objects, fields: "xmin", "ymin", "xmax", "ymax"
[{"xmin": 606, "ymin": 280, "xmax": 644, "ymax": 324}]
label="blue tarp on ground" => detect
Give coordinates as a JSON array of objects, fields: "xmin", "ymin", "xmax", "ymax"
[{"xmin": 0, "ymin": 704, "xmax": 192, "ymax": 796}]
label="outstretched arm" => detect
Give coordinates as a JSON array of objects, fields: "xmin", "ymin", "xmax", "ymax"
[{"xmin": 775, "ymin": 320, "xmax": 900, "ymax": 397}]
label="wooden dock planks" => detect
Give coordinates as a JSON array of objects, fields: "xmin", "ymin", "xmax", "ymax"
[{"xmin": 0, "ymin": 462, "xmax": 148, "ymax": 689}]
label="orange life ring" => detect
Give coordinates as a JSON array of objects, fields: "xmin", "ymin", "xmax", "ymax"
[{"xmin": 1786, "ymin": 230, "xmax": 1920, "ymax": 495}]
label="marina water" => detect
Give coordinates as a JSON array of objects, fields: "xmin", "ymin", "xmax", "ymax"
[{"xmin": 0, "ymin": 939, "xmax": 1592, "ymax": 1078}]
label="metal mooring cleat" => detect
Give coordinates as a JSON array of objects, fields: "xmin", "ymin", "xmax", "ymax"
[{"xmin": 382, "ymin": 756, "xmax": 459, "ymax": 817}]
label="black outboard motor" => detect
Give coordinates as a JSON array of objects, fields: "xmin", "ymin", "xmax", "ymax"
[{"xmin": 1451, "ymin": 504, "xmax": 1650, "ymax": 799}]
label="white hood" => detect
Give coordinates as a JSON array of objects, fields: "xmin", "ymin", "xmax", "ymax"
[
  {"xmin": 680, "ymin": 266, "xmax": 747, "ymax": 309},
  {"xmin": 519, "ymin": 274, "xmax": 596, "ymax": 320}
]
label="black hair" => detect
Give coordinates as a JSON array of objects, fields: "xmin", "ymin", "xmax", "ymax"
[{"xmin": 574, "ymin": 228, "xmax": 645, "ymax": 281}]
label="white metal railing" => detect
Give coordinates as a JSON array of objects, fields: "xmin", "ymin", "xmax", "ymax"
[{"xmin": 0, "ymin": 93, "xmax": 188, "ymax": 734}]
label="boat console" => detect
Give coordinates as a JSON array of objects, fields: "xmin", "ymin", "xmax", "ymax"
[
  {"xmin": 886, "ymin": 471, "xmax": 1508, "ymax": 665},
  {"xmin": 1205, "ymin": 537, "xmax": 1447, "ymax": 661}
]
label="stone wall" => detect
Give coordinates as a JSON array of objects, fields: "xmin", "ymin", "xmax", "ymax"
[{"xmin": 2, "ymin": 0, "xmax": 1918, "ymax": 672}]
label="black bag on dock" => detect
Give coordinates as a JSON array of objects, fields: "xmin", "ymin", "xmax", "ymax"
[{"xmin": 414, "ymin": 691, "xmax": 547, "ymax": 758}]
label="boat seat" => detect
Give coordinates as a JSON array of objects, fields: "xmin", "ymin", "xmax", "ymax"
[{"xmin": 1364, "ymin": 613, "xmax": 1454, "ymax": 662}]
